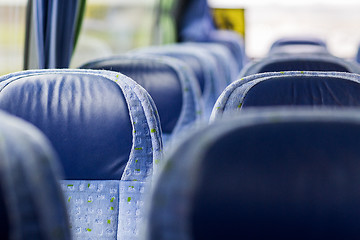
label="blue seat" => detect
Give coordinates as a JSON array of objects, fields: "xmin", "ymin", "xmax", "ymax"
[
  {"xmin": 132, "ymin": 45, "xmax": 226, "ymax": 118},
  {"xmin": 144, "ymin": 108, "xmax": 360, "ymax": 239},
  {"xmin": 0, "ymin": 110, "xmax": 70, "ymax": 240},
  {"xmin": 211, "ymin": 71, "xmax": 360, "ymax": 120},
  {"xmin": 183, "ymin": 42, "xmax": 239, "ymax": 84},
  {"xmin": 0, "ymin": 69, "xmax": 163, "ymax": 239},
  {"xmin": 240, "ymin": 55, "xmax": 360, "ymax": 77},
  {"xmin": 268, "ymin": 37, "xmax": 329, "ymax": 56},
  {"xmin": 205, "ymin": 30, "xmax": 248, "ymax": 73},
  {"xmin": 80, "ymin": 55, "xmax": 203, "ymax": 143}
]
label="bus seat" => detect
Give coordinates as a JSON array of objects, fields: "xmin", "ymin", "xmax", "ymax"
[
  {"xmin": 183, "ymin": 42, "xmax": 239, "ymax": 84},
  {"xmin": 356, "ymin": 44, "xmax": 360, "ymax": 64},
  {"xmin": 80, "ymin": 55, "xmax": 203, "ymax": 144},
  {"xmin": 144, "ymin": 108, "xmax": 360, "ymax": 239},
  {"xmin": 132, "ymin": 45, "xmax": 224, "ymax": 118},
  {"xmin": 211, "ymin": 71, "xmax": 360, "ymax": 121},
  {"xmin": 239, "ymin": 54, "xmax": 360, "ymax": 77},
  {"xmin": 0, "ymin": 69, "xmax": 163, "ymax": 240},
  {"xmin": 205, "ymin": 30, "xmax": 248, "ymax": 73},
  {"xmin": 270, "ymin": 36, "xmax": 327, "ymax": 49},
  {"xmin": 0, "ymin": 110, "xmax": 70, "ymax": 240}
]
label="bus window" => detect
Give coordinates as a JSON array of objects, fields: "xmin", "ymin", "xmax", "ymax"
[
  {"xmin": 0, "ymin": 0, "xmax": 26, "ymax": 75},
  {"xmin": 71, "ymin": 0, "xmax": 158, "ymax": 68},
  {"xmin": 208, "ymin": 0, "xmax": 360, "ymax": 59}
]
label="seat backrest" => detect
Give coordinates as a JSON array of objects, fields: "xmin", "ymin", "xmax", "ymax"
[
  {"xmin": 132, "ymin": 45, "xmax": 224, "ymax": 118},
  {"xmin": 240, "ymin": 55, "xmax": 360, "ymax": 77},
  {"xmin": 0, "ymin": 69, "xmax": 163, "ymax": 239},
  {"xmin": 145, "ymin": 109, "xmax": 360, "ymax": 239},
  {"xmin": 183, "ymin": 42, "xmax": 238, "ymax": 84},
  {"xmin": 211, "ymin": 71, "xmax": 360, "ymax": 120},
  {"xmin": 0, "ymin": 110, "xmax": 70, "ymax": 240},
  {"xmin": 80, "ymin": 55, "xmax": 203, "ymax": 143}
]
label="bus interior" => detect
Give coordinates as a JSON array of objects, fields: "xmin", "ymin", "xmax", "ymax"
[{"xmin": 1, "ymin": 0, "xmax": 360, "ymax": 239}]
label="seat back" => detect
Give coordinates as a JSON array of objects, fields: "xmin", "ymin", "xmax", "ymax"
[
  {"xmin": 132, "ymin": 45, "xmax": 224, "ymax": 118},
  {"xmin": 0, "ymin": 69, "xmax": 163, "ymax": 239},
  {"xmin": 211, "ymin": 72, "xmax": 360, "ymax": 120},
  {"xmin": 80, "ymin": 55, "xmax": 203, "ymax": 143},
  {"xmin": 240, "ymin": 55, "xmax": 360, "ymax": 77},
  {"xmin": 145, "ymin": 109, "xmax": 360, "ymax": 239},
  {"xmin": 0, "ymin": 110, "xmax": 70, "ymax": 240},
  {"xmin": 183, "ymin": 42, "xmax": 238, "ymax": 84}
]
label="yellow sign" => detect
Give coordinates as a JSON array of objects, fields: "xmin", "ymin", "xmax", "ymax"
[{"xmin": 212, "ymin": 8, "xmax": 246, "ymax": 38}]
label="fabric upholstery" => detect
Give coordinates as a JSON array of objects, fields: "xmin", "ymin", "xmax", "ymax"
[
  {"xmin": 211, "ymin": 71, "xmax": 360, "ymax": 120},
  {"xmin": 80, "ymin": 55, "xmax": 203, "ymax": 143},
  {"xmin": 0, "ymin": 69, "xmax": 163, "ymax": 240},
  {"xmin": 132, "ymin": 45, "xmax": 224, "ymax": 118},
  {"xmin": 0, "ymin": 110, "xmax": 70, "ymax": 240},
  {"xmin": 240, "ymin": 55, "xmax": 360, "ymax": 77},
  {"xmin": 145, "ymin": 108, "xmax": 360, "ymax": 239}
]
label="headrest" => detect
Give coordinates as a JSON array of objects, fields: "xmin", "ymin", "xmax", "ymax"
[
  {"xmin": 146, "ymin": 108, "xmax": 360, "ymax": 239},
  {"xmin": 240, "ymin": 55, "xmax": 360, "ymax": 77},
  {"xmin": 183, "ymin": 42, "xmax": 238, "ymax": 84},
  {"xmin": 211, "ymin": 71, "xmax": 360, "ymax": 121},
  {"xmin": 0, "ymin": 69, "xmax": 162, "ymax": 181},
  {"xmin": 242, "ymin": 75, "xmax": 360, "ymax": 107},
  {"xmin": 268, "ymin": 44, "xmax": 330, "ymax": 56},
  {"xmin": 132, "ymin": 45, "xmax": 222, "ymax": 117},
  {"xmin": 0, "ymin": 110, "xmax": 69, "ymax": 239},
  {"xmin": 270, "ymin": 36, "xmax": 327, "ymax": 49},
  {"xmin": 80, "ymin": 55, "xmax": 203, "ymax": 138}
]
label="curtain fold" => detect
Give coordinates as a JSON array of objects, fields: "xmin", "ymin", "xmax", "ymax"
[{"xmin": 24, "ymin": 0, "xmax": 86, "ymax": 69}]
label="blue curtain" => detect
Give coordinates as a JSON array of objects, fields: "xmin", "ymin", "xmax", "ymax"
[
  {"xmin": 179, "ymin": 0, "xmax": 216, "ymax": 42},
  {"xmin": 25, "ymin": 0, "xmax": 86, "ymax": 69}
]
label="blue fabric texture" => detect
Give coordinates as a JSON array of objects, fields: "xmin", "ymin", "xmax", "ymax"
[
  {"xmin": 183, "ymin": 42, "xmax": 238, "ymax": 84},
  {"xmin": 145, "ymin": 108, "xmax": 360, "ymax": 239},
  {"xmin": 132, "ymin": 45, "xmax": 224, "ymax": 118},
  {"xmin": 0, "ymin": 69, "xmax": 163, "ymax": 240},
  {"xmin": 270, "ymin": 36, "xmax": 327, "ymax": 49},
  {"xmin": 211, "ymin": 71, "xmax": 360, "ymax": 121},
  {"xmin": 240, "ymin": 55, "xmax": 360, "ymax": 77},
  {"xmin": 0, "ymin": 110, "xmax": 70, "ymax": 240},
  {"xmin": 80, "ymin": 54, "xmax": 203, "ymax": 143},
  {"xmin": 31, "ymin": 0, "xmax": 82, "ymax": 68}
]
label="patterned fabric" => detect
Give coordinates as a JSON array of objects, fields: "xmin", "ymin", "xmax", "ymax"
[
  {"xmin": 210, "ymin": 71, "xmax": 360, "ymax": 121},
  {"xmin": 0, "ymin": 69, "xmax": 163, "ymax": 240},
  {"xmin": 0, "ymin": 110, "xmax": 70, "ymax": 240},
  {"xmin": 144, "ymin": 108, "xmax": 360, "ymax": 240}
]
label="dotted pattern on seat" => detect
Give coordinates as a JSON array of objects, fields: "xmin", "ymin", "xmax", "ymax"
[
  {"xmin": 0, "ymin": 111, "xmax": 70, "ymax": 240},
  {"xmin": 210, "ymin": 71, "xmax": 360, "ymax": 121},
  {"xmin": 118, "ymin": 181, "xmax": 149, "ymax": 240},
  {"xmin": 61, "ymin": 180, "xmax": 119, "ymax": 240},
  {"xmin": 0, "ymin": 69, "xmax": 163, "ymax": 240}
]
